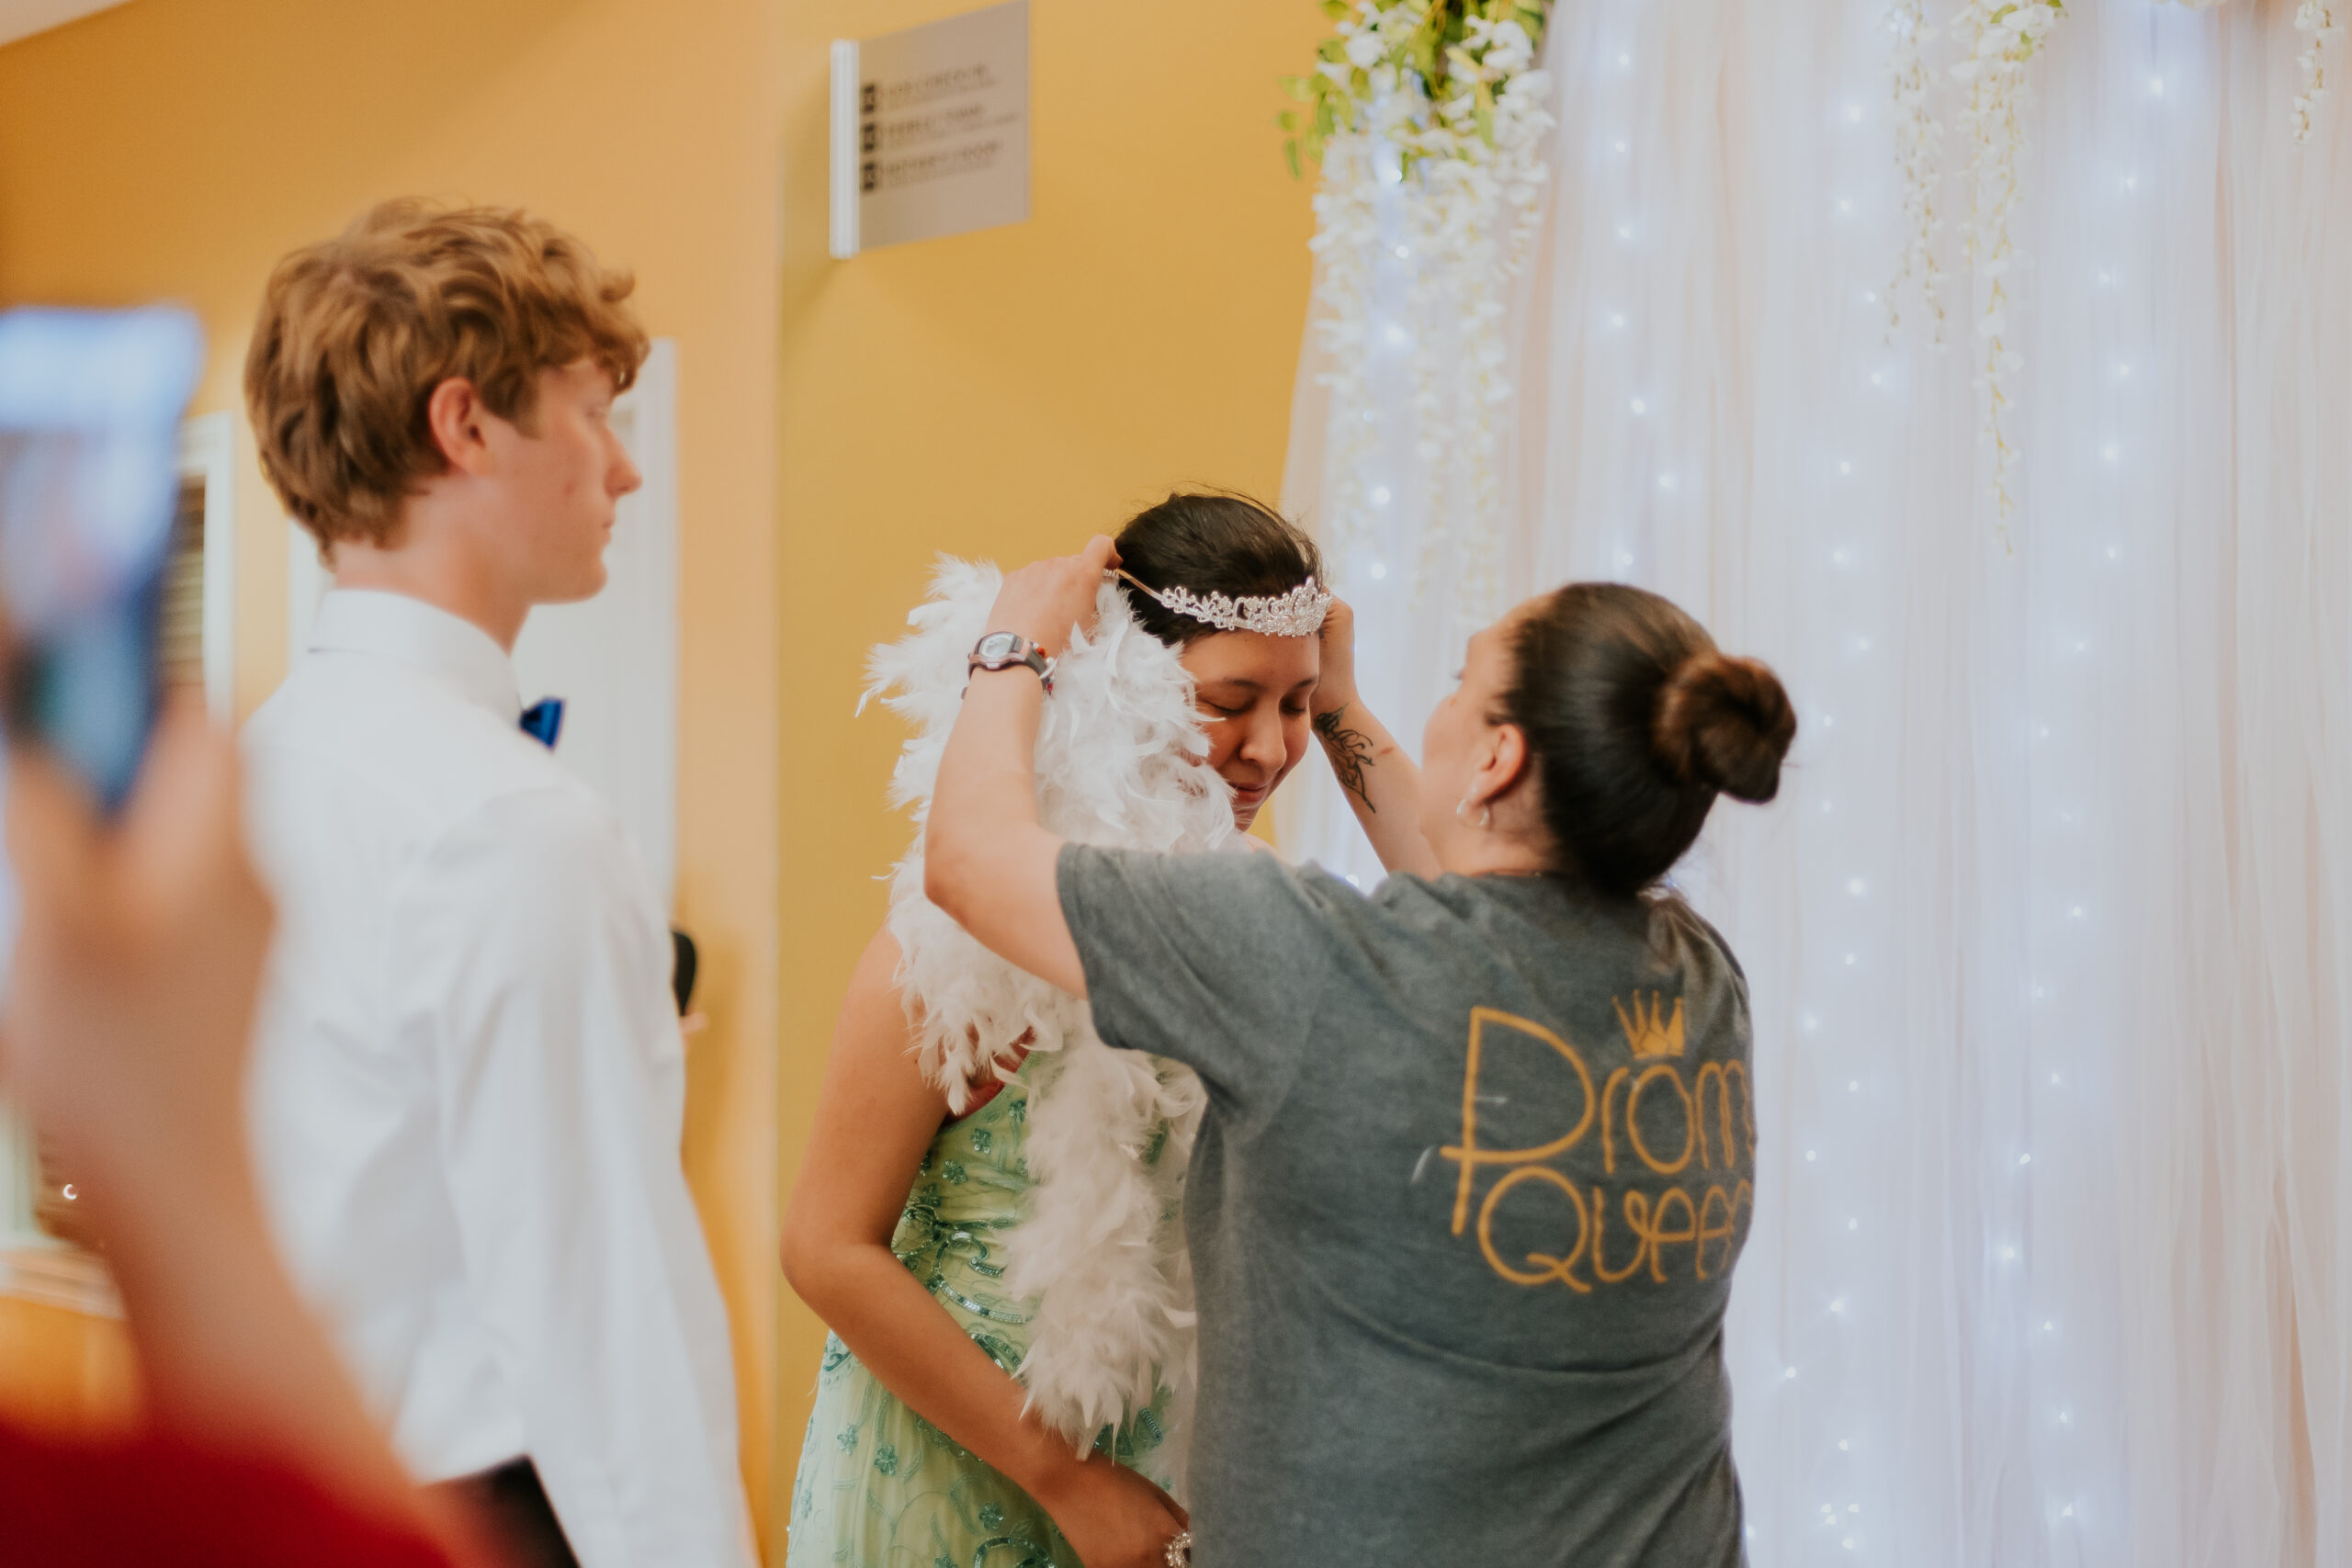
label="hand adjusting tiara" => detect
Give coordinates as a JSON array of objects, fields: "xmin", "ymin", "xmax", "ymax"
[{"xmin": 1113, "ymin": 570, "xmax": 1333, "ymax": 637}]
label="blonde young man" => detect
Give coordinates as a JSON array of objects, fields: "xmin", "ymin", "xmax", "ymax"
[{"xmin": 239, "ymin": 202, "xmax": 753, "ymax": 1568}]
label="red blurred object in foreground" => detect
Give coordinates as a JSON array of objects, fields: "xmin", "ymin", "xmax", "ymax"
[{"xmin": 0, "ymin": 1421, "xmax": 457, "ymax": 1568}]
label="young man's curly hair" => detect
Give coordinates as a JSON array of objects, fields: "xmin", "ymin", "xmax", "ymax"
[{"xmin": 245, "ymin": 199, "xmax": 649, "ymax": 550}]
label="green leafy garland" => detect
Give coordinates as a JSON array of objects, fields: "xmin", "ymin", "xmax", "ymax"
[{"xmin": 1280, "ymin": 0, "xmax": 1553, "ymax": 177}]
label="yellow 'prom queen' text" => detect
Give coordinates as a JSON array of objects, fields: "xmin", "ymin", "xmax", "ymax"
[{"xmin": 1442, "ymin": 1001, "xmax": 1756, "ymax": 1292}]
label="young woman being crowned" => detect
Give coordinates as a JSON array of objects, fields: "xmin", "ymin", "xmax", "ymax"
[{"xmin": 780, "ymin": 492, "xmax": 1424, "ymax": 1568}]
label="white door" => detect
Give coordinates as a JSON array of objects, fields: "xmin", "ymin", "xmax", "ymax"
[{"xmin": 511, "ymin": 339, "xmax": 679, "ymax": 911}]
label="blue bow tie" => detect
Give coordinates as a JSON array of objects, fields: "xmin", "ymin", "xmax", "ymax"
[{"xmin": 519, "ymin": 698, "xmax": 564, "ymax": 749}]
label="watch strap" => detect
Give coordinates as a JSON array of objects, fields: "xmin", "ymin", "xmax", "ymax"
[{"xmin": 967, "ymin": 633, "xmax": 1056, "ymax": 694}]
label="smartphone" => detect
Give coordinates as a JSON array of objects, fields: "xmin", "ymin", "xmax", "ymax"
[{"xmin": 0, "ymin": 306, "xmax": 205, "ymax": 810}]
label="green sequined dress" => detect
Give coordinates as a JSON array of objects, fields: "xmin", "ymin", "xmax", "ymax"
[{"xmin": 786, "ymin": 1064, "xmax": 1178, "ymax": 1568}]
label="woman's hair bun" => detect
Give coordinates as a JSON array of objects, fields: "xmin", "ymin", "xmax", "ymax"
[
  {"xmin": 1498, "ymin": 581, "xmax": 1791, "ymax": 896},
  {"xmin": 1654, "ymin": 652, "xmax": 1797, "ymax": 804}
]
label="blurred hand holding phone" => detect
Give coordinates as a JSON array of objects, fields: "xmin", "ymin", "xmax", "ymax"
[
  {"xmin": 0, "ymin": 306, "xmax": 204, "ymax": 981},
  {"xmin": 0, "ymin": 305, "xmax": 205, "ymax": 809}
]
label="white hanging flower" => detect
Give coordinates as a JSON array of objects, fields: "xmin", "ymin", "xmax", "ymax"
[
  {"xmin": 1886, "ymin": 0, "xmax": 1949, "ymax": 344},
  {"xmin": 2145, "ymin": 0, "xmax": 2332, "ymax": 141},
  {"xmin": 2294, "ymin": 2, "xmax": 2341, "ymax": 146},
  {"xmin": 1476, "ymin": 17, "xmax": 1536, "ymax": 74},
  {"xmin": 1949, "ymin": 0, "xmax": 2064, "ymax": 521},
  {"xmin": 1292, "ymin": 3, "xmax": 1556, "ymax": 631}
]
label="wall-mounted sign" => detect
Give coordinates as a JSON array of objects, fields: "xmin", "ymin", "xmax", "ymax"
[{"xmin": 830, "ymin": 1, "xmax": 1030, "ymax": 259}]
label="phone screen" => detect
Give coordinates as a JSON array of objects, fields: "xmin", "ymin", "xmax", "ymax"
[{"xmin": 0, "ymin": 307, "xmax": 205, "ymax": 810}]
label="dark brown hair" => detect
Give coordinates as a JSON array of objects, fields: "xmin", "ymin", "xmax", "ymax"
[
  {"xmin": 1498, "ymin": 582, "xmax": 1795, "ymax": 896},
  {"xmin": 1113, "ymin": 491, "xmax": 1322, "ymax": 646},
  {"xmin": 245, "ymin": 199, "xmax": 649, "ymax": 550}
]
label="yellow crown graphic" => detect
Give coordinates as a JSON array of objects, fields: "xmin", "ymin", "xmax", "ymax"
[{"xmin": 1613, "ymin": 992, "xmax": 1687, "ymax": 1060}]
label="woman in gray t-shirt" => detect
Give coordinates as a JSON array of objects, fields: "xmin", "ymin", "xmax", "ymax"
[{"xmin": 925, "ymin": 536, "xmax": 1796, "ymax": 1568}]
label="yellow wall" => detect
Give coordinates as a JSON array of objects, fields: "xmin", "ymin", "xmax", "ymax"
[
  {"xmin": 766, "ymin": 0, "xmax": 1324, "ymax": 1534},
  {"xmin": 0, "ymin": 1292, "xmax": 137, "ymax": 1434},
  {"xmin": 0, "ymin": 0, "xmax": 1326, "ymax": 1551},
  {"xmin": 0, "ymin": 0, "xmax": 784, "ymax": 1538}
]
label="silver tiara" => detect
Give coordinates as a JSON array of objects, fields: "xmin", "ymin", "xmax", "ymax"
[{"xmin": 1114, "ymin": 570, "xmax": 1332, "ymax": 637}]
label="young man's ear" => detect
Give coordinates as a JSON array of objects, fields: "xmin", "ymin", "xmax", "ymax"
[{"xmin": 424, "ymin": 377, "xmax": 496, "ymax": 477}]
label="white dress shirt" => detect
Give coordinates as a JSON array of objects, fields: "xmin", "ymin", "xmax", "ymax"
[{"xmin": 243, "ymin": 589, "xmax": 754, "ymax": 1568}]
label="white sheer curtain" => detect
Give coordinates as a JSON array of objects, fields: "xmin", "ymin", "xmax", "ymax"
[{"xmin": 1278, "ymin": 4, "xmax": 2352, "ymax": 1564}]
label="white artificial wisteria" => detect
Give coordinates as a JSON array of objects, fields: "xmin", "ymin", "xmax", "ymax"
[
  {"xmin": 1292, "ymin": 1, "xmax": 1555, "ymax": 631},
  {"xmin": 1398, "ymin": 15, "xmax": 1553, "ymax": 622},
  {"xmin": 2294, "ymin": 1, "xmax": 2341, "ymax": 145},
  {"xmin": 1880, "ymin": 1, "xmax": 2064, "ymax": 521},
  {"xmin": 1953, "ymin": 0, "xmax": 2064, "ymax": 523},
  {"xmin": 2149, "ymin": 0, "xmax": 2337, "ymax": 146},
  {"xmin": 1306, "ymin": 118, "xmax": 1396, "ymax": 583},
  {"xmin": 1888, "ymin": 0, "xmax": 2338, "ymax": 526},
  {"xmin": 1885, "ymin": 0, "xmax": 1949, "ymax": 344}
]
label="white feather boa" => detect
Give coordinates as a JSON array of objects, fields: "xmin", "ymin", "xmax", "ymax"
[{"xmin": 865, "ymin": 558, "xmax": 1238, "ymax": 1470}]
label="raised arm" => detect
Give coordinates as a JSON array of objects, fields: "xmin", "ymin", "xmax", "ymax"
[
  {"xmin": 1308, "ymin": 598, "xmax": 1441, "ymax": 879},
  {"xmin": 923, "ymin": 538, "xmax": 1124, "ymax": 995}
]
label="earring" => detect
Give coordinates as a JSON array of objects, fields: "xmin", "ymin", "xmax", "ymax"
[{"xmin": 1454, "ymin": 789, "xmax": 1491, "ymax": 830}]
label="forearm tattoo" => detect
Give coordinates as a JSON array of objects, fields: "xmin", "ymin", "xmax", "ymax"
[{"xmin": 1314, "ymin": 707, "xmax": 1378, "ymax": 812}]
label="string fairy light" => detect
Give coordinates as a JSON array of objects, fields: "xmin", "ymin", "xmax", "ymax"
[{"xmin": 1290, "ymin": 4, "xmax": 2212, "ymax": 1557}]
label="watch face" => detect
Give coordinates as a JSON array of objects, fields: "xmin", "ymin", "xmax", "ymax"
[{"xmin": 976, "ymin": 632, "xmax": 1019, "ymax": 661}]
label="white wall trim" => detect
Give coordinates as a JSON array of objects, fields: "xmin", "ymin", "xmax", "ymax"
[
  {"xmin": 0, "ymin": 1112, "xmax": 38, "ymax": 1257},
  {"xmin": 0, "ymin": 1238, "xmax": 121, "ymax": 1318},
  {"xmin": 0, "ymin": 0, "xmax": 130, "ymax": 51},
  {"xmin": 625, "ymin": 340, "xmax": 680, "ymax": 900},
  {"xmin": 180, "ymin": 410, "xmax": 235, "ymax": 716},
  {"xmin": 830, "ymin": 39, "xmax": 862, "ymax": 258},
  {"xmin": 510, "ymin": 338, "xmax": 681, "ymax": 908}
]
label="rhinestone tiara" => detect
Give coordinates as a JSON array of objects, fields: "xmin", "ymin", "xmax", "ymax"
[{"xmin": 1114, "ymin": 569, "xmax": 1332, "ymax": 638}]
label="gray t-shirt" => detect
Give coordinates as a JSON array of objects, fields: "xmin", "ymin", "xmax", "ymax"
[{"xmin": 1058, "ymin": 845, "xmax": 1756, "ymax": 1568}]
